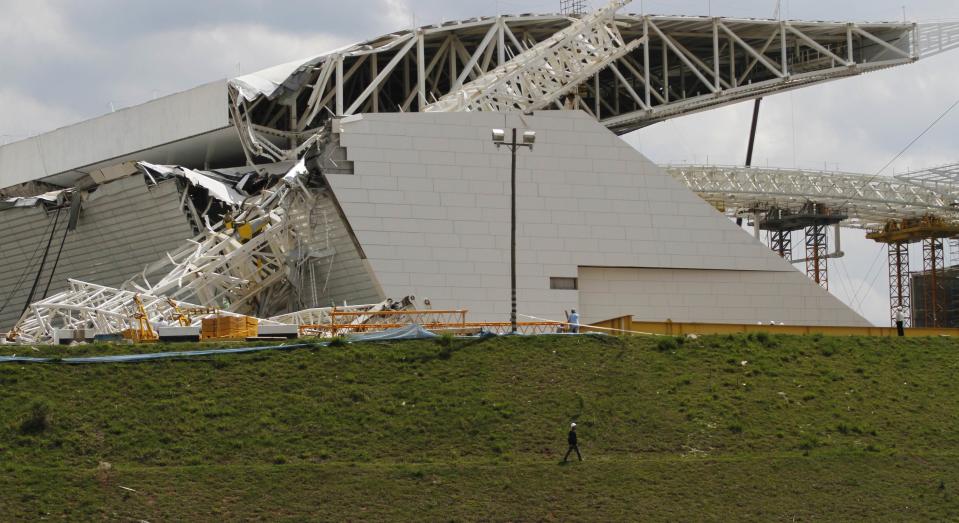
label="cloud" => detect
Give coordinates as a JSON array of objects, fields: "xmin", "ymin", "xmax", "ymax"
[
  {"xmin": 0, "ymin": 88, "xmax": 82, "ymax": 143},
  {"xmin": 102, "ymin": 23, "xmax": 352, "ymax": 110}
]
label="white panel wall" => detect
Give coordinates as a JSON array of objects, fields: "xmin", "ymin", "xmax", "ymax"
[
  {"xmin": 0, "ymin": 176, "xmax": 195, "ymax": 331},
  {"xmin": 309, "ymin": 191, "xmax": 384, "ymax": 307},
  {"xmin": 0, "ymin": 81, "xmax": 229, "ymax": 190},
  {"xmin": 578, "ymin": 267, "xmax": 867, "ymax": 325},
  {"xmin": 325, "ymin": 111, "xmax": 868, "ymax": 327}
]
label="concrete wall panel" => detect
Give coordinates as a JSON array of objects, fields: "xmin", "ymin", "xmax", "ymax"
[
  {"xmin": 0, "ymin": 81, "xmax": 229, "ymax": 190},
  {"xmin": 326, "ymin": 111, "xmax": 869, "ymax": 327}
]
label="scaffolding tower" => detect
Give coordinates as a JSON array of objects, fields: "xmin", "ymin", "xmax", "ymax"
[
  {"xmin": 922, "ymin": 238, "xmax": 946, "ymax": 327},
  {"xmin": 805, "ymin": 224, "xmax": 829, "ymax": 288},
  {"xmin": 867, "ymin": 216, "xmax": 959, "ymax": 328},
  {"xmin": 760, "ymin": 208, "xmax": 801, "ymax": 261},
  {"xmin": 888, "ymin": 242, "xmax": 910, "ymax": 327},
  {"xmin": 759, "ymin": 203, "xmax": 846, "ymax": 289},
  {"xmin": 769, "ymin": 230, "xmax": 793, "ymax": 261}
]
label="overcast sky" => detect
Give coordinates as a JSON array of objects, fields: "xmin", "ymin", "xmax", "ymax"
[{"xmin": 2, "ymin": 0, "xmax": 958, "ymax": 325}]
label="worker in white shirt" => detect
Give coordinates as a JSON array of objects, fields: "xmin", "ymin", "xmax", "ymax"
[{"xmin": 567, "ymin": 309, "xmax": 580, "ymax": 334}]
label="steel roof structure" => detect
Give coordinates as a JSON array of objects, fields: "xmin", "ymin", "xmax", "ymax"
[
  {"xmin": 228, "ymin": 0, "xmax": 959, "ymax": 162},
  {"xmin": 3, "ymin": 1, "xmax": 957, "ymax": 193},
  {"xmin": 666, "ymin": 164, "xmax": 959, "ymax": 230}
]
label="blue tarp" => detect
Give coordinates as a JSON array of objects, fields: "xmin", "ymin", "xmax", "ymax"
[
  {"xmin": 0, "ymin": 343, "xmax": 315, "ymax": 365},
  {"xmin": 347, "ymin": 324, "xmax": 439, "ymax": 342},
  {"xmin": 0, "ymin": 326, "xmax": 443, "ymax": 364}
]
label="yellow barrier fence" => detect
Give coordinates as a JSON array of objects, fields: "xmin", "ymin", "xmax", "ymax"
[{"xmin": 587, "ymin": 316, "xmax": 959, "ymax": 337}]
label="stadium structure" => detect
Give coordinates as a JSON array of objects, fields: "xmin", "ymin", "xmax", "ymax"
[{"xmin": 3, "ymin": 0, "xmax": 959, "ymax": 343}]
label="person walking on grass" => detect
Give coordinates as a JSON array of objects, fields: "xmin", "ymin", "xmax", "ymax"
[
  {"xmin": 896, "ymin": 307, "xmax": 906, "ymax": 337},
  {"xmin": 563, "ymin": 422, "xmax": 583, "ymax": 462}
]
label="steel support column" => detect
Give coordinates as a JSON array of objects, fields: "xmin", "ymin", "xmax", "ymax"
[
  {"xmin": 769, "ymin": 230, "xmax": 792, "ymax": 260},
  {"xmin": 805, "ymin": 224, "xmax": 828, "ymax": 289},
  {"xmin": 888, "ymin": 242, "xmax": 910, "ymax": 327},
  {"xmin": 922, "ymin": 238, "xmax": 945, "ymax": 327}
]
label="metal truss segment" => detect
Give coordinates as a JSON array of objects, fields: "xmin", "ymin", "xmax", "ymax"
[
  {"xmin": 917, "ymin": 22, "xmax": 959, "ymax": 58},
  {"xmin": 424, "ymin": 1, "xmax": 642, "ymax": 113},
  {"xmin": 9, "ymin": 280, "xmax": 263, "ymax": 345},
  {"xmin": 666, "ymin": 165, "xmax": 959, "ymax": 231},
  {"xmin": 769, "ymin": 230, "xmax": 792, "ymax": 261},
  {"xmin": 226, "ymin": 9, "xmax": 952, "ymax": 161}
]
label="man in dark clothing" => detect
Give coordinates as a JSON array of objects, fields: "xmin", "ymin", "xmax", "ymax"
[{"xmin": 563, "ymin": 422, "xmax": 582, "ymax": 462}]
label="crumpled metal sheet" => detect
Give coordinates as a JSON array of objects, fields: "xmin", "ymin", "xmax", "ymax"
[
  {"xmin": 1, "ymin": 189, "xmax": 68, "ymax": 208},
  {"xmin": 138, "ymin": 162, "xmax": 246, "ymax": 205}
]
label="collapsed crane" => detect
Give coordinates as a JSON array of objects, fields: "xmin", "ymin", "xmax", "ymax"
[{"xmin": 7, "ymin": 160, "xmax": 417, "ymax": 344}]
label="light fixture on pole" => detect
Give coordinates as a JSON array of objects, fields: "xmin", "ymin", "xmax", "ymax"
[{"xmin": 492, "ymin": 127, "xmax": 536, "ymax": 334}]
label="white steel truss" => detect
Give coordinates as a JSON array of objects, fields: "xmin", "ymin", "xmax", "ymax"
[
  {"xmin": 895, "ymin": 162, "xmax": 959, "ymax": 189},
  {"xmin": 10, "ymin": 280, "xmax": 263, "ymax": 345},
  {"xmin": 228, "ymin": 4, "xmax": 959, "ymax": 161},
  {"xmin": 424, "ymin": 1, "xmax": 642, "ymax": 113},
  {"xmin": 666, "ymin": 164, "xmax": 959, "ymax": 230},
  {"xmin": 126, "ymin": 159, "xmax": 329, "ymax": 317},
  {"xmin": 9, "ymin": 160, "xmax": 340, "ymax": 343}
]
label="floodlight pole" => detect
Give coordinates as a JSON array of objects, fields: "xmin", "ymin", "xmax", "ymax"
[
  {"xmin": 510, "ymin": 128, "xmax": 518, "ymax": 335},
  {"xmin": 493, "ymin": 127, "xmax": 535, "ymax": 334}
]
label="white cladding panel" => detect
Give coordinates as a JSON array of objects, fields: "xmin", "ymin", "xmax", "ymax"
[
  {"xmin": 0, "ymin": 176, "xmax": 195, "ymax": 331},
  {"xmin": 325, "ymin": 111, "xmax": 869, "ymax": 327},
  {"xmin": 0, "ymin": 81, "xmax": 229, "ymax": 190},
  {"xmin": 577, "ymin": 266, "xmax": 866, "ymax": 326}
]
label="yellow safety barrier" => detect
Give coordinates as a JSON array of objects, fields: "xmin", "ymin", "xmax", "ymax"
[{"xmin": 588, "ymin": 315, "xmax": 959, "ymax": 337}]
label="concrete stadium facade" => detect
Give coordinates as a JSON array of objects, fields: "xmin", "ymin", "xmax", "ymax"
[
  {"xmin": 12, "ymin": 6, "xmax": 944, "ymax": 332},
  {"xmin": 326, "ymin": 111, "xmax": 867, "ymax": 326},
  {"xmin": 0, "ymin": 109, "xmax": 869, "ymax": 330}
]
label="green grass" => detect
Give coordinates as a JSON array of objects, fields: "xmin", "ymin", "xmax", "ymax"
[{"xmin": 2, "ymin": 333, "xmax": 959, "ymax": 520}]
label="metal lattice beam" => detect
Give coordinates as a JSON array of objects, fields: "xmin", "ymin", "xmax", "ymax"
[
  {"xmin": 769, "ymin": 230, "xmax": 792, "ymax": 260},
  {"xmin": 227, "ymin": 6, "xmax": 958, "ymax": 162},
  {"xmin": 666, "ymin": 164, "xmax": 959, "ymax": 231},
  {"xmin": 9, "ymin": 280, "xmax": 263, "ymax": 345},
  {"xmin": 425, "ymin": 1, "xmax": 642, "ymax": 113},
  {"xmin": 9, "ymin": 161, "xmax": 332, "ymax": 343}
]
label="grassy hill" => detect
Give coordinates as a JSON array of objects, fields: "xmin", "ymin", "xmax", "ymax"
[{"xmin": 2, "ymin": 334, "xmax": 958, "ymax": 521}]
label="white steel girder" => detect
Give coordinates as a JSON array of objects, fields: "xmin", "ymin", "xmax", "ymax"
[{"xmin": 666, "ymin": 164, "xmax": 959, "ymax": 230}]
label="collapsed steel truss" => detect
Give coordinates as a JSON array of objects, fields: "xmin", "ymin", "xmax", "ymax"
[
  {"xmin": 666, "ymin": 164, "xmax": 959, "ymax": 231},
  {"xmin": 228, "ymin": 1, "xmax": 959, "ymax": 161},
  {"xmin": 9, "ymin": 161, "xmax": 346, "ymax": 343},
  {"xmin": 128, "ymin": 160, "xmax": 322, "ymax": 316},
  {"xmin": 10, "ymin": 280, "xmax": 266, "ymax": 344}
]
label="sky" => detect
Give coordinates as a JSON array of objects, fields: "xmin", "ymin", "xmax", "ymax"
[{"xmin": 2, "ymin": 0, "xmax": 958, "ymax": 325}]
